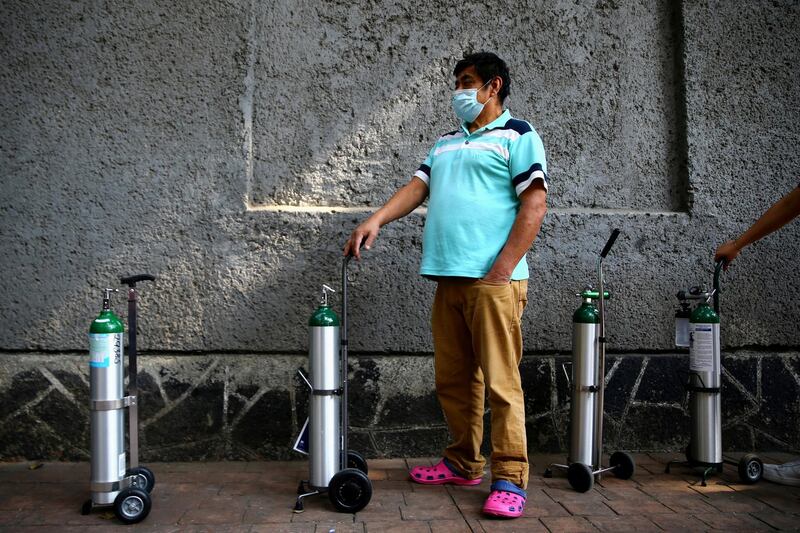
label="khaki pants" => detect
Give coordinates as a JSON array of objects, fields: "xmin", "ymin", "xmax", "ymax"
[{"xmin": 432, "ymin": 278, "xmax": 529, "ymax": 488}]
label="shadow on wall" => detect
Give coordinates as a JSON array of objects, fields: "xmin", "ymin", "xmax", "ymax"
[{"xmin": 246, "ymin": 0, "xmax": 687, "ymax": 212}]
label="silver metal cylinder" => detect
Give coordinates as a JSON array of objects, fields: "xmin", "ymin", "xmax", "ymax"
[
  {"xmin": 308, "ymin": 325, "xmax": 341, "ymax": 488},
  {"xmin": 89, "ymin": 333, "xmax": 125, "ymax": 505},
  {"xmin": 569, "ymin": 322, "xmax": 598, "ymax": 467},
  {"xmin": 689, "ymin": 323, "xmax": 722, "ymax": 464},
  {"xmin": 310, "ymin": 395, "xmax": 341, "ymax": 488}
]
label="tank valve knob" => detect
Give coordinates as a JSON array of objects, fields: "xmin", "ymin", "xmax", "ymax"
[
  {"xmin": 320, "ymin": 284, "xmax": 336, "ymax": 306},
  {"xmin": 102, "ymin": 288, "xmax": 118, "ymax": 310}
]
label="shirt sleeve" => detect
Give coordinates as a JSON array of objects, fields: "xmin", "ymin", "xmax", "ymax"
[
  {"xmin": 509, "ymin": 129, "xmax": 548, "ymax": 197},
  {"xmin": 413, "ymin": 145, "xmax": 436, "ymax": 186}
]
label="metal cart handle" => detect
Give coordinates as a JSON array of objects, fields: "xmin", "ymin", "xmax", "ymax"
[
  {"xmin": 600, "ymin": 229, "xmax": 621, "ymax": 259},
  {"xmin": 120, "ymin": 274, "xmax": 156, "ymax": 287},
  {"xmin": 713, "ymin": 260, "xmax": 725, "ymax": 314},
  {"xmin": 341, "ymin": 255, "xmax": 352, "ymax": 470}
]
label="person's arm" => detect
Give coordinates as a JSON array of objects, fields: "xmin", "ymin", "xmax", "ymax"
[
  {"xmin": 483, "ymin": 181, "xmax": 547, "ymax": 283},
  {"xmin": 715, "ymin": 185, "xmax": 800, "ymax": 267},
  {"xmin": 343, "ymin": 177, "xmax": 429, "ymax": 260}
]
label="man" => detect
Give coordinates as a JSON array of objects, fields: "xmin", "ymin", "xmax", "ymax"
[{"xmin": 343, "ymin": 52, "xmax": 548, "ymax": 519}]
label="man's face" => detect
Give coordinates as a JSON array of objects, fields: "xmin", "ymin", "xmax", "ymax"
[{"xmin": 454, "ymin": 66, "xmax": 495, "ymax": 104}]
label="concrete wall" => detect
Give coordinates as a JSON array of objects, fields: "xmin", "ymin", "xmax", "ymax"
[{"xmin": 1, "ymin": 0, "xmax": 799, "ymax": 460}]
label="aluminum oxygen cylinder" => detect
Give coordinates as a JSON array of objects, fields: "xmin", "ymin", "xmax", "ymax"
[
  {"xmin": 308, "ymin": 289, "xmax": 341, "ymax": 488},
  {"xmin": 688, "ymin": 301, "xmax": 721, "ymax": 465},
  {"xmin": 88, "ymin": 289, "xmax": 125, "ymax": 504},
  {"xmin": 569, "ymin": 291, "xmax": 600, "ymax": 466}
]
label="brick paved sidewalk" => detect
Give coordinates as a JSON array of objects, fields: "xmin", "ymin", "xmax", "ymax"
[{"xmin": 1, "ymin": 453, "xmax": 798, "ymax": 531}]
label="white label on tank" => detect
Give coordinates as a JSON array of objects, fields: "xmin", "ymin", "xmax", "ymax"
[
  {"xmin": 89, "ymin": 334, "xmax": 114, "ymax": 368},
  {"xmin": 689, "ymin": 324, "xmax": 715, "ymax": 371},
  {"xmin": 119, "ymin": 453, "xmax": 126, "ymax": 478},
  {"xmin": 675, "ymin": 318, "xmax": 690, "ymax": 347}
]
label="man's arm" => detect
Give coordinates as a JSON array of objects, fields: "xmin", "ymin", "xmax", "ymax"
[
  {"xmin": 483, "ymin": 181, "xmax": 547, "ymax": 283},
  {"xmin": 715, "ymin": 184, "xmax": 800, "ymax": 267},
  {"xmin": 343, "ymin": 177, "xmax": 429, "ymax": 260}
]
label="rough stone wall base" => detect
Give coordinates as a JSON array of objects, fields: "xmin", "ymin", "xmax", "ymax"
[{"xmin": 1, "ymin": 351, "xmax": 797, "ymax": 461}]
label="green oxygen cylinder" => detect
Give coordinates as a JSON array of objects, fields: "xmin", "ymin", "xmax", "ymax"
[
  {"xmin": 88, "ymin": 288, "xmax": 126, "ymax": 506},
  {"xmin": 568, "ymin": 289, "xmax": 609, "ymax": 466},
  {"xmin": 307, "ymin": 284, "xmax": 341, "ymax": 489},
  {"xmin": 688, "ymin": 298, "xmax": 721, "ymax": 466}
]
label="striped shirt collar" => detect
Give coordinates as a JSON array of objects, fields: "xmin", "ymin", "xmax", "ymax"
[{"xmin": 460, "ymin": 109, "xmax": 511, "ymax": 136}]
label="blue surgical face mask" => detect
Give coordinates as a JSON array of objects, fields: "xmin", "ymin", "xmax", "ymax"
[{"xmin": 452, "ymin": 78, "xmax": 494, "ymax": 123}]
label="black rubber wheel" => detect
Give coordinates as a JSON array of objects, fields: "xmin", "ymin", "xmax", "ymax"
[
  {"xmin": 543, "ymin": 468, "xmax": 553, "ymax": 478},
  {"xmin": 347, "ymin": 450, "xmax": 369, "ymax": 475},
  {"xmin": 113, "ymin": 487, "xmax": 152, "ymax": 524},
  {"xmin": 80, "ymin": 499, "xmax": 93, "ymax": 515},
  {"xmin": 127, "ymin": 466, "xmax": 156, "ymax": 493},
  {"xmin": 610, "ymin": 451, "xmax": 636, "ymax": 480},
  {"xmin": 567, "ymin": 463, "xmax": 594, "ymax": 493},
  {"xmin": 738, "ymin": 454, "xmax": 763, "ymax": 484},
  {"xmin": 685, "ymin": 444, "xmax": 692, "ymax": 463},
  {"xmin": 328, "ymin": 468, "xmax": 372, "ymax": 513}
]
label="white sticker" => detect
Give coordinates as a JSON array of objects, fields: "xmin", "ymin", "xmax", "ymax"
[
  {"xmin": 675, "ymin": 318, "xmax": 690, "ymax": 347},
  {"xmin": 689, "ymin": 324, "xmax": 715, "ymax": 371},
  {"xmin": 89, "ymin": 334, "xmax": 113, "ymax": 368},
  {"xmin": 119, "ymin": 453, "xmax": 127, "ymax": 478}
]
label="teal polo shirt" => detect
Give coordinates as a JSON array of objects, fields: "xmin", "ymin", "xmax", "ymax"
[{"xmin": 413, "ymin": 109, "xmax": 548, "ymax": 280}]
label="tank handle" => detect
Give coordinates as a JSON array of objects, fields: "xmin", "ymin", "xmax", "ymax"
[
  {"xmin": 120, "ymin": 274, "xmax": 156, "ymax": 287},
  {"xmin": 713, "ymin": 260, "xmax": 725, "ymax": 314},
  {"xmin": 580, "ymin": 289, "xmax": 610, "ymax": 300},
  {"xmin": 599, "ymin": 229, "xmax": 621, "ymax": 258}
]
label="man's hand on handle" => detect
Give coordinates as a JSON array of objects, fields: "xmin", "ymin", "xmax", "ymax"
[
  {"xmin": 344, "ymin": 219, "xmax": 381, "ymax": 260},
  {"xmin": 342, "ymin": 176, "xmax": 429, "ymax": 260},
  {"xmin": 714, "ymin": 240, "xmax": 740, "ymax": 269}
]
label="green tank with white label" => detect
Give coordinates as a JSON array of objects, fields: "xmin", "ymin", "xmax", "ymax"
[
  {"xmin": 88, "ymin": 289, "xmax": 125, "ymax": 506},
  {"xmin": 687, "ymin": 291, "xmax": 722, "ymax": 469}
]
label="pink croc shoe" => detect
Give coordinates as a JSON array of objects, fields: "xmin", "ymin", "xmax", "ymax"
[
  {"xmin": 482, "ymin": 480, "xmax": 527, "ymax": 518},
  {"xmin": 409, "ymin": 459, "xmax": 482, "ymax": 486}
]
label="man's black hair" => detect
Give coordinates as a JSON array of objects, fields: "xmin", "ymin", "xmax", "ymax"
[{"xmin": 453, "ymin": 52, "xmax": 511, "ymax": 103}]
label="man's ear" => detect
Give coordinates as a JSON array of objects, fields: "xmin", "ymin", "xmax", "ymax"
[{"xmin": 492, "ymin": 76, "xmax": 503, "ymax": 97}]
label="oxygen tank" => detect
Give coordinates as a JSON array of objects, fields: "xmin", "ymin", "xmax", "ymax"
[
  {"xmin": 308, "ymin": 285, "xmax": 341, "ymax": 488},
  {"xmin": 569, "ymin": 289, "xmax": 608, "ymax": 466},
  {"xmin": 688, "ymin": 299, "xmax": 721, "ymax": 465},
  {"xmin": 88, "ymin": 288, "xmax": 125, "ymax": 505}
]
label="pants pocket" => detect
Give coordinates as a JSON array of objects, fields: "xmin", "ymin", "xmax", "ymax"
[{"xmin": 517, "ymin": 280, "xmax": 528, "ymax": 319}]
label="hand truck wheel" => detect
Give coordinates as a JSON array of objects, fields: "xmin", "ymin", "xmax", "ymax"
[
  {"xmin": 347, "ymin": 450, "xmax": 369, "ymax": 474},
  {"xmin": 737, "ymin": 453, "xmax": 763, "ymax": 484},
  {"xmin": 127, "ymin": 465, "xmax": 156, "ymax": 493},
  {"xmin": 610, "ymin": 451, "xmax": 636, "ymax": 480},
  {"xmin": 328, "ymin": 468, "xmax": 372, "ymax": 513},
  {"xmin": 567, "ymin": 463, "xmax": 594, "ymax": 493},
  {"xmin": 113, "ymin": 487, "xmax": 152, "ymax": 524}
]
